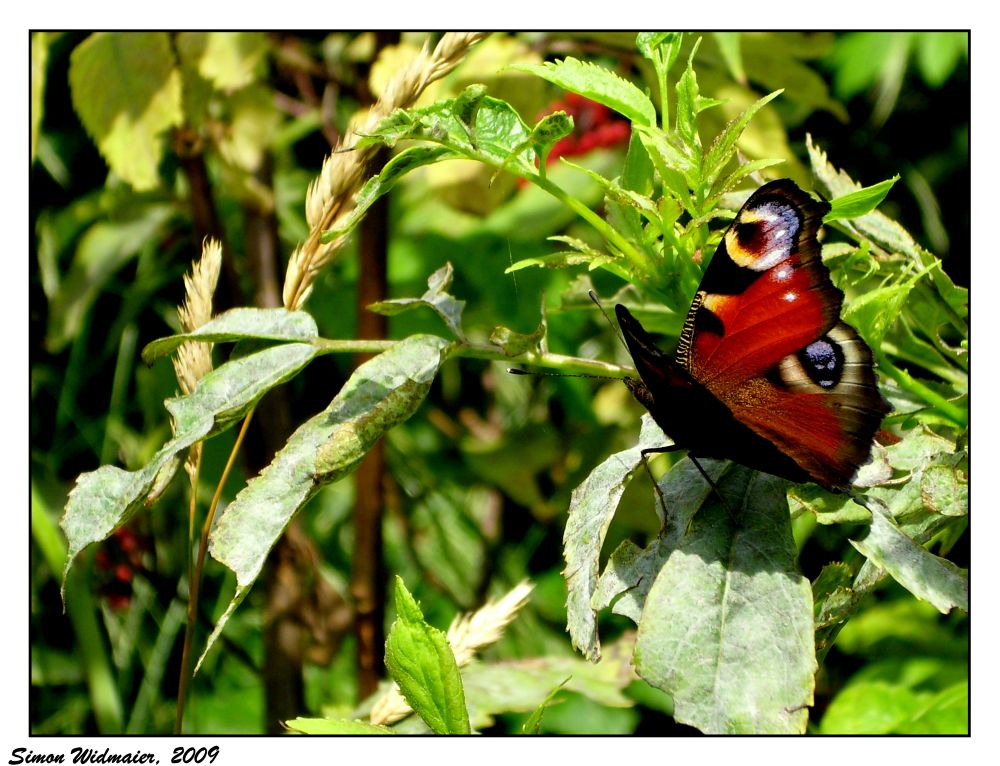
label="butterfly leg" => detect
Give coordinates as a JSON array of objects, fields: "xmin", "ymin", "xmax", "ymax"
[
  {"xmin": 638, "ymin": 445, "xmax": 683, "ymax": 519},
  {"xmin": 688, "ymin": 456, "xmax": 739, "ymax": 521}
]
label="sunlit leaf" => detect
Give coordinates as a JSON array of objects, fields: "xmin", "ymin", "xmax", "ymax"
[
  {"xmin": 69, "ymin": 33, "xmax": 182, "ymax": 190},
  {"xmin": 385, "ymin": 577, "xmax": 470, "ymax": 734},
  {"xmin": 633, "ymin": 467, "xmax": 815, "ymax": 734},
  {"xmin": 142, "ymin": 308, "xmax": 319, "ymax": 363},
  {"xmin": 512, "ymin": 57, "xmax": 656, "ymax": 127}
]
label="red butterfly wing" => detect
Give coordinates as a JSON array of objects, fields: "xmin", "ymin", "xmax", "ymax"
[{"xmin": 619, "ymin": 179, "xmax": 889, "ymax": 490}]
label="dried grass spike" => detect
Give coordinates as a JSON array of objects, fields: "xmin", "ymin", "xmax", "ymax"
[
  {"xmin": 172, "ymin": 237, "xmax": 222, "ymax": 396},
  {"xmin": 283, "ymin": 32, "xmax": 488, "ymax": 311}
]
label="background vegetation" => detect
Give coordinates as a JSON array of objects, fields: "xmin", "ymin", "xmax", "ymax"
[{"xmin": 30, "ymin": 31, "xmax": 968, "ymax": 735}]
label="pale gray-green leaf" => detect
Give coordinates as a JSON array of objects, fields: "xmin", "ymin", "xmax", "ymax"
[
  {"xmin": 197, "ymin": 335, "xmax": 448, "ymax": 670},
  {"xmin": 564, "ymin": 415, "xmax": 665, "ymax": 661},
  {"xmin": 633, "ymin": 467, "xmax": 816, "ymax": 734},
  {"xmin": 368, "ymin": 262, "xmax": 466, "ymax": 340},
  {"xmin": 61, "ymin": 342, "xmax": 318, "ymax": 595},
  {"xmin": 850, "ymin": 505, "xmax": 968, "ymax": 613},
  {"xmin": 142, "ymin": 307, "xmax": 318, "ymax": 362},
  {"xmin": 592, "ymin": 458, "xmax": 726, "ymax": 624}
]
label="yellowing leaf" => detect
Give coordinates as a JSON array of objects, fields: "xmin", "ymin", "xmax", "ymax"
[
  {"xmin": 176, "ymin": 32, "xmax": 268, "ymax": 92},
  {"xmin": 69, "ymin": 33, "xmax": 182, "ymax": 191}
]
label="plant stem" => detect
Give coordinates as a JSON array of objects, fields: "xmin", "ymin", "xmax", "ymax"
[
  {"xmin": 532, "ymin": 174, "xmax": 651, "ymax": 276},
  {"xmin": 174, "ymin": 408, "xmax": 256, "ymax": 734},
  {"xmin": 312, "ymin": 337, "xmax": 631, "ymax": 378}
]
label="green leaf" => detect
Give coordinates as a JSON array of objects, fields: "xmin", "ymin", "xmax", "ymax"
[
  {"xmin": 826, "ymin": 176, "xmax": 899, "ymax": 220},
  {"xmin": 850, "ymin": 503, "xmax": 968, "ymax": 613},
  {"xmin": 702, "ymin": 90, "xmax": 782, "ymax": 189},
  {"xmin": 633, "ymin": 123, "xmax": 697, "ymax": 202},
  {"xmin": 512, "ymin": 57, "xmax": 657, "ymax": 127},
  {"xmin": 564, "ymin": 415, "xmax": 666, "ymax": 660},
  {"xmin": 811, "ymin": 562, "xmax": 854, "ymax": 623},
  {"xmin": 385, "ymin": 577, "xmax": 470, "ymax": 735},
  {"xmin": 175, "ymin": 32, "xmax": 268, "ymax": 91},
  {"xmin": 821, "ymin": 657, "xmax": 968, "ymax": 734},
  {"xmin": 821, "ymin": 679, "xmax": 926, "ymax": 734},
  {"xmin": 505, "ymin": 248, "xmax": 613, "ymax": 273},
  {"xmin": 141, "ymin": 308, "xmax": 319, "ymax": 363},
  {"xmin": 713, "ymin": 33, "xmax": 746, "ymax": 84},
  {"xmin": 510, "ymin": 110, "xmax": 574, "ymax": 169},
  {"xmin": 560, "ymin": 158, "xmax": 662, "ymax": 237},
  {"xmin": 284, "ymin": 717, "xmax": 393, "ymax": 735},
  {"xmin": 69, "ymin": 33, "xmax": 182, "ymax": 190},
  {"xmin": 899, "ymin": 680, "xmax": 968, "ymax": 734},
  {"xmin": 198, "ymin": 335, "xmax": 449, "ymax": 670},
  {"xmin": 489, "ymin": 322, "xmax": 544, "ymax": 357},
  {"xmin": 592, "ymin": 458, "xmax": 728, "ymax": 625},
  {"xmin": 636, "ymin": 33, "xmax": 678, "ymax": 62},
  {"xmin": 920, "ymin": 461, "xmax": 968, "ymax": 516},
  {"xmin": 633, "ymin": 467, "xmax": 816, "ymax": 734},
  {"xmin": 60, "ymin": 341, "xmax": 319, "ymax": 597},
  {"xmin": 675, "ymin": 41, "xmax": 723, "ymax": 152},
  {"xmin": 459, "ymin": 636, "xmax": 634, "ymax": 728},
  {"xmin": 708, "ymin": 158, "xmax": 784, "ymax": 202},
  {"xmin": 788, "ymin": 484, "xmax": 871, "ymax": 525},
  {"xmin": 32, "ymin": 32, "xmax": 50, "ymax": 161},
  {"xmin": 843, "ymin": 269, "xmax": 924, "ymax": 349},
  {"xmin": 368, "ymin": 262, "xmax": 466, "ymax": 340},
  {"xmin": 914, "ymin": 32, "xmax": 967, "ymax": 88}
]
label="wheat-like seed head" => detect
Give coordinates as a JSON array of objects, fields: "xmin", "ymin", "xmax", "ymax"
[
  {"xmin": 173, "ymin": 237, "xmax": 222, "ymax": 395},
  {"xmin": 368, "ymin": 580, "xmax": 534, "ymax": 726},
  {"xmin": 282, "ymin": 32, "xmax": 488, "ymax": 311},
  {"xmin": 172, "ymin": 238, "xmax": 222, "ymax": 478}
]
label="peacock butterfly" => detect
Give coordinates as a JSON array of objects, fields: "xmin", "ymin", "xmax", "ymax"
[{"xmin": 615, "ymin": 179, "xmax": 890, "ymax": 491}]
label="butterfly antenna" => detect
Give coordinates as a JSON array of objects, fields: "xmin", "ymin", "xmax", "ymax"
[
  {"xmin": 507, "ymin": 368, "xmax": 618, "ymax": 381},
  {"xmin": 588, "ymin": 290, "xmax": 629, "ymax": 349}
]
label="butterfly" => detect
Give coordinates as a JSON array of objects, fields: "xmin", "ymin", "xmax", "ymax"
[{"xmin": 615, "ymin": 179, "xmax": 890, "ymax": 491}]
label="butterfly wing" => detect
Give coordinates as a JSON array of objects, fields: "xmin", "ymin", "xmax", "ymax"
[
  {"xmin": 677, "ymin": 179, "xmax": 889, "ymax": 489},
  {"xmin": 618, "ymin": 180, "xmax": 889, "ymax": 488}
]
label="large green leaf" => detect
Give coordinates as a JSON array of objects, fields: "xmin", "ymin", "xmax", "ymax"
[
  {"xmin": 198, "ymin": 335, "xmax": 449, "ymax": 670},
  {"xmin": 633, "ymin": 466, "xmax": 816, "ymax": 734},
  {"xmin": 591, "ymin": 457, "xmax": 727, "ymax": 625}
]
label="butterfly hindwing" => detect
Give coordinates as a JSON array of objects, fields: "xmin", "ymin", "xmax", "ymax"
[{"xmin": 618, "ymin": 179, "xmax": 889, "ymax": 490}]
